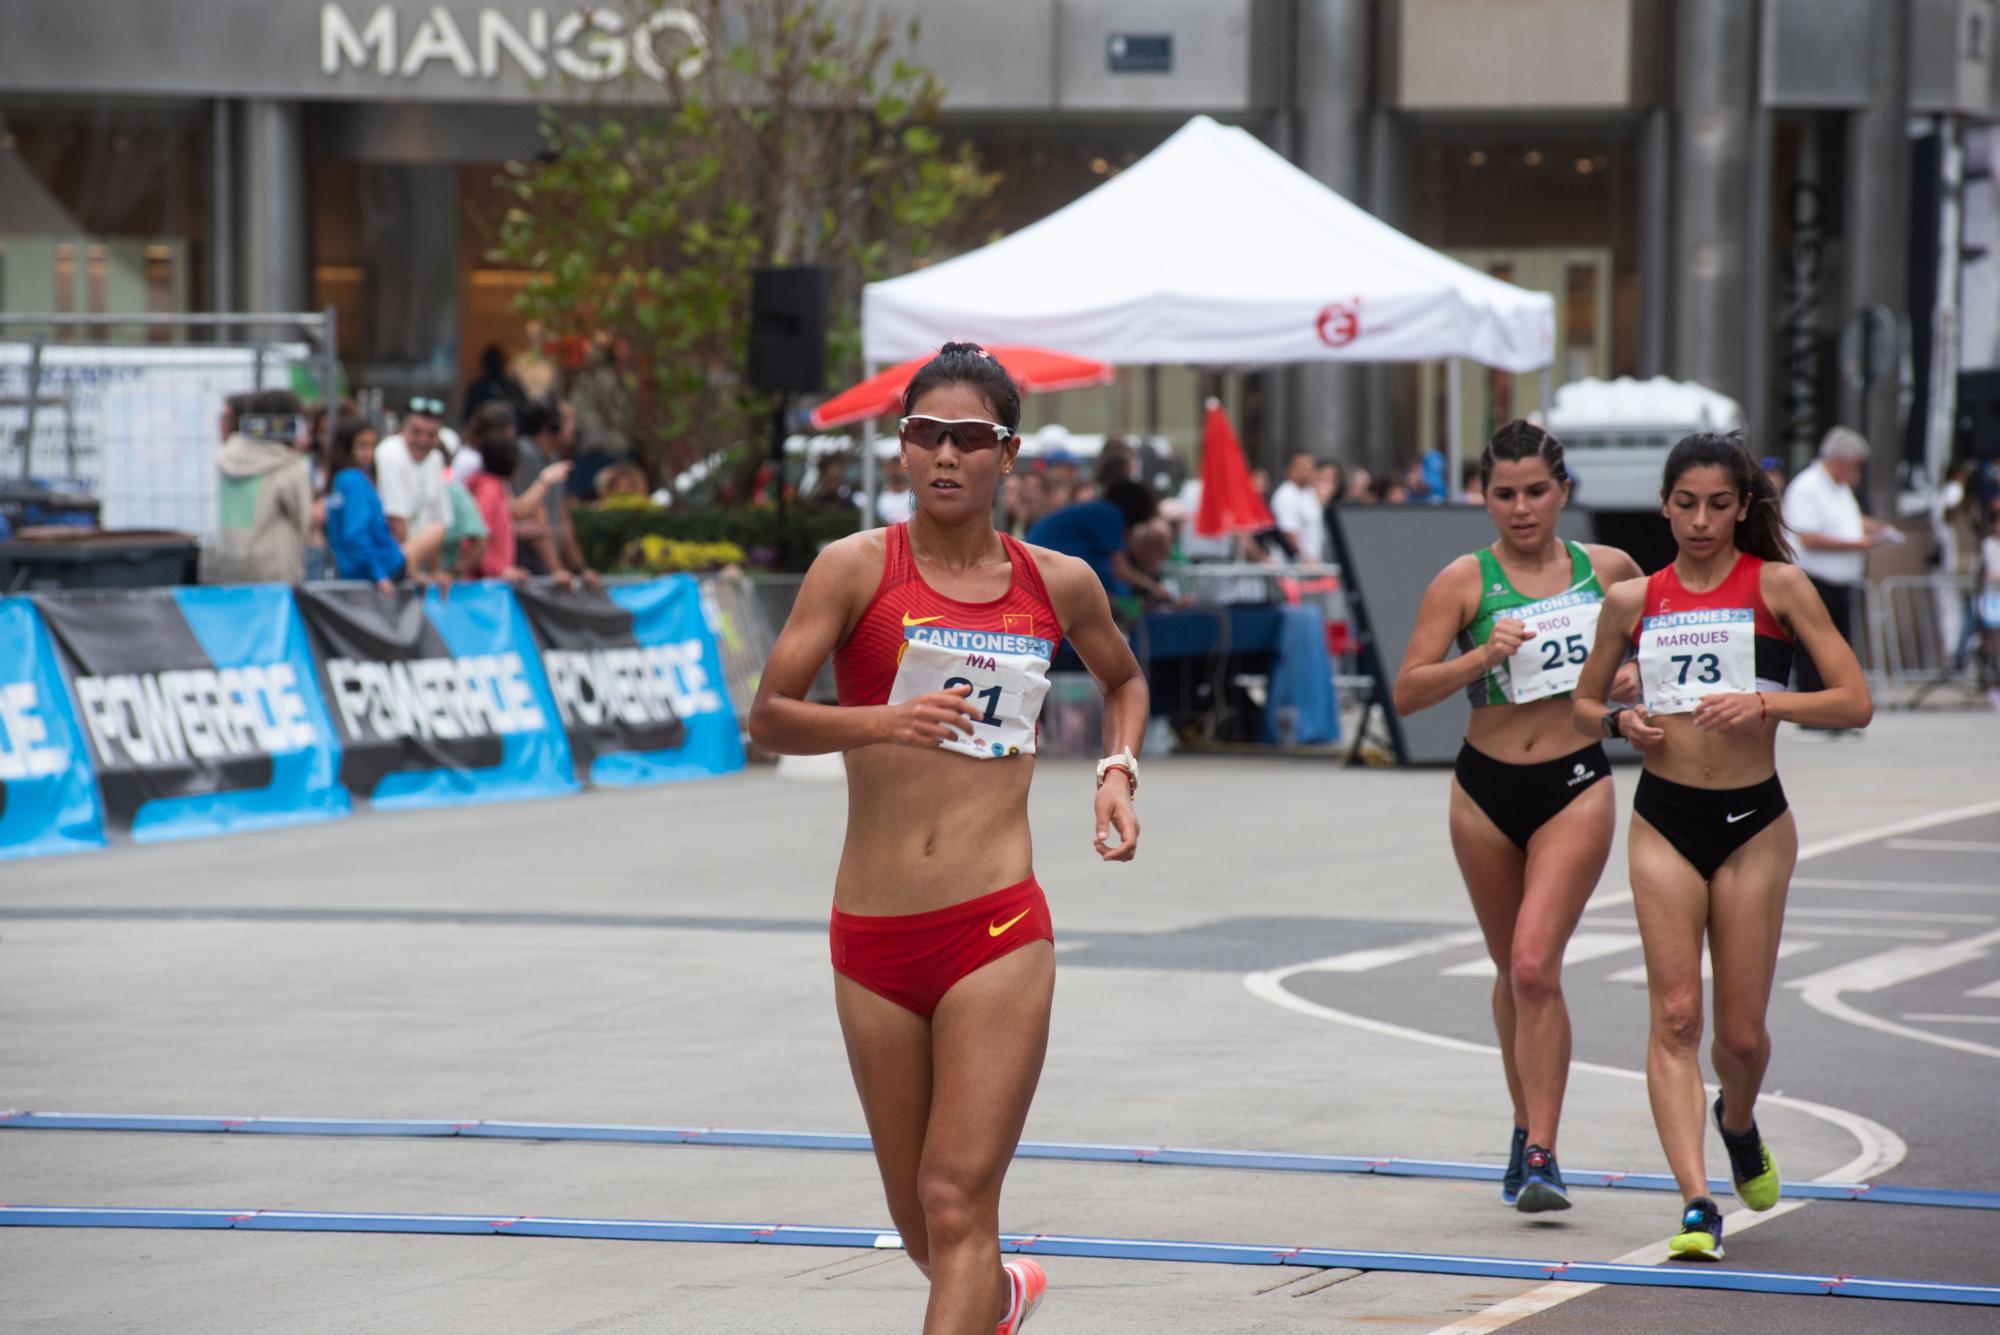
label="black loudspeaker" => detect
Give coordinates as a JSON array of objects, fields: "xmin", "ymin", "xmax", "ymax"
[
  {"xmin": 1958, "ymin": 369, "xmax": 2000, "ymax": 461},
  {"xmin": 747, "ymin": 265, "xmax": 829, "ymax": 393}
]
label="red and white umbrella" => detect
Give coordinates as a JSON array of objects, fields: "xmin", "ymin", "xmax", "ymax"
[{"xmin": 808, "ymin": 346, "xmax": 1114, "ymax": 430}]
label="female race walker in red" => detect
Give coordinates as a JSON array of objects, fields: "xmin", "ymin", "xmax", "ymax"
[
  {"xmin": 1572, "ymin": 433, "xmax": 1872, "ymax": 1260},
  {"xmin": 749, "ymin": 343, "xmax": 1147, "ymax": 1334},
  {"xmin": 1392, "ymin": 421, "xmax": 1645, "ymax": 1214}
]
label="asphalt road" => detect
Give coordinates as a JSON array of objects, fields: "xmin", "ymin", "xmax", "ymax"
[{"xmin": 0, "ymin": 713, "xmax": 1995, "ymax": 1332}]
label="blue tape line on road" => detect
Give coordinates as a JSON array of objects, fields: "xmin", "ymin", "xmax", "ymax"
[
  {"xmin": 4, "ymin": 1206, "xmax": 1997, "ymax": 1307},
  {"xmin": 7, "ymin": 1110, "xmax": 1998, "ymax": 1213}
]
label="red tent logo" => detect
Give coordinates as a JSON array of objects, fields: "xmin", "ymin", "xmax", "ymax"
[{"xmin": 1315, "ymin": 300, "xmax": 1361, "ymax": 348}]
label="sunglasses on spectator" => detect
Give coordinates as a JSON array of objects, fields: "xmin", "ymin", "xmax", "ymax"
[
  {"xmin": 407, "ymin": 396, "xmax": 447, "ymax": 417},
  {"xmin": 898, "ymin": 416, "xmax": 1015, "ymax": 451}
]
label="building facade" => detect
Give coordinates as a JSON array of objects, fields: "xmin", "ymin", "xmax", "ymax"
[{"xmin": 2, "ymin": 0, "xmax": 1994, "ymax": 487}]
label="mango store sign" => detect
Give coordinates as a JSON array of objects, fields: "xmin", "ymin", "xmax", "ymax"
[{"xmin": 320, "ymin": 3, "xmax": 707, "ymax": 84}]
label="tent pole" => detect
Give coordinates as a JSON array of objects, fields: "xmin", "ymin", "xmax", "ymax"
[
  {"xmin": 1539, "ymin": 364, "xmax": 1554, "ymax": 420},
  {"xmin": 1446, "ymin": 359, "xmax": 1465, "ymax": 496},
  {"xmin": 860, "ymin": 361, "xmax": 880, "ymax": 528}
]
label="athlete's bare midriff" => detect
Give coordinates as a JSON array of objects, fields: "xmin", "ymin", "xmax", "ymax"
[
  {"xmin": 835, "ymin": 744, "xmax": 1036, "ymax": 915},
  {"xmin": 1643, "ymin": 716, "xmax": 1779, "ymax": 790},
  {"xmin": 1463, "ymin": 695, "xmax": 1596, "ymax": 763}
]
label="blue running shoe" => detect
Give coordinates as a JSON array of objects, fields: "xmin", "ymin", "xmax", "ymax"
[
  {"xmin": 1669, "ymin": 1196, "xmax": 1724, "ymax": 1260},
  {"xmin": 1501, "ymin": 1126, "xmax": 1529, "ymax": 1206},
  {"xmin": 1516, "ymin": 1144, "xmax": 1571, "ymax": 1213}
]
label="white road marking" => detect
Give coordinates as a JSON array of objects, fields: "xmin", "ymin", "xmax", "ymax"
[
  {"xmin": 1242, "ymin": 797, "xmax": 1978, "ymax": 1335},
  {"xmin": 1967, "ymin": 979, "xmax": 2000, "ymax": 1000},
  {"xmin": 1793, "ymin": 929, "xmax": 2000, "ymax": 1062},
  {"xmin": 1901, "ymin": 1013, "xmax": 2000, "ymax": 1025},
  {"xmin": 1799, "ymin": 987, "xmax": 2000, "ymax": 1060},
  {"xmin": 1886, "ymin": 838, "xmax": 2000, "ymax": 854},
  {"xmin": 1788, "ymin": 907, "xmax": 1995, "ymax": 924},
  {"xmin": 1780, "ymin": 924, "xmax": 1946, "ymax": 940},
  {"xmin": 1604, "ymin": 940, "xmax": 1817, "ymax": 985},
  {"xmin": 1785, "ymin": 928, "xmax": 2000, "ymax": 994},
  {"xmin": 1293, "ymin": 928, "xmax": 1486, "ymax": 974},
  {"xmin": 1441, "ymin": 932, "xmax": 1644, "ymax": 978},
  {"xmin": 1240, "ymin": 964, "xmax": 1905, "ymax": 1183},
  {"xmin": 1792, "ymin": 877, "xmax": 2000, "ymax": 896},
  {"xmin": 1788, "ymin": 796, "xmax": 2000, "ymax": 859}
]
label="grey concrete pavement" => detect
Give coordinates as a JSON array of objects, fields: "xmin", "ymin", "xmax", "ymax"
[{"xmin": 1, "ymin": 712, "xmax": 1996, "ymax": 1332}]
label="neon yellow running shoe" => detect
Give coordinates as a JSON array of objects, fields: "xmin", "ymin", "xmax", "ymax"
[
  {"xmin": 1668, "ymin": 1196, "xmax": 1724, "ymax": 1261},
  {"xmin": 1715, "ymin": 1094, "xmax": 1782, "ymax": 1211}
]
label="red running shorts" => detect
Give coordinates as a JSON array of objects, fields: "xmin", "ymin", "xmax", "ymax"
[{"xmin": 829, "ymin": 876, "xmax": 1053, "ymax": 1017}]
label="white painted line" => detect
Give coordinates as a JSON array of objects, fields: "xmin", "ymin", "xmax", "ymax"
[
  {"xmin": 1604, "ymin": 939, "xmax": 1817, "ymax": 985},
  {"xmin": 1441, "ymin": 932, "xmax": 1644, "ymax": 978},
  {"xmin": 1792, "ymin": 877, "xmax": 2000, "ymax": 896},
  {"xmin": 1901, "ymin": 1013, "xmax": 2000, "ymax": 1026},
  {"xmin": 1785, "ymin": 928, "xmax": 2000, "ymax": 995},
  {"xmin": 1967, "ymin": 979, "xmax": 2000, "ymax": 1000},
  {"xmin": 1788, "ymin": 907, "xmax": 1995, "ymax": 924},
  {"xmin": 1248, "ymin": 795, "xmax": 1968, "ymax": 1335},
  {"xmin": 1793, "ymin": 796, "xmax": 2000, "ymax": 860},
  {"xmin": 1781, "ymin": 924, "xmax": 1947, "ymax": 940},
  {"xmin": 1885, "ymin": 838, "xmax": 2000, "ymax": 854},
  {"xmin": 1799, "ymin": 984, "xmax": 2000, "ymax": 1061},
  {"xmin": 1289, "ymin": 929, "xmax": 1486, "ymax": 974},
  {"xmin": 1240, "ymin": 962, "xmax": 1905, "ymax": 1182}
]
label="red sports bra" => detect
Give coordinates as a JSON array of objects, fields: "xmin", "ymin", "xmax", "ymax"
[
  {"xmin": 834, "ymin": 524, "xmax": 1063, "ymax": 709},
  {"xmin": 1632, "ymin": 553, "xmax": 1795, "ymax": 692}
]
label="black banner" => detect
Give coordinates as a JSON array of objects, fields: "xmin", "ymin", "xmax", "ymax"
[
  {"xmin": 294, "ymin": 584, "xmax": 505, "ymax": 799},
  {"xmin": 30, "ymin": 586, "xmax": 341, "ymax": 837},
  {"xmin": 513, "ymin": 583, "xmax": 686, "ymax": 781}
]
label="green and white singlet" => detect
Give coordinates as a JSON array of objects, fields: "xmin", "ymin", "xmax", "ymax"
[{"xmin": 1456, "ymin": 541, "xmax": 1605, "ymax": 707}]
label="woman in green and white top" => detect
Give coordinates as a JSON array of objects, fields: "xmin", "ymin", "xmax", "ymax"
[{"xmin": 1393, "ymin": 420, "xmax": 1644, "ymax": 1214}]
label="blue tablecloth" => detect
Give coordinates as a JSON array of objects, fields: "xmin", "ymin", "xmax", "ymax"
[{"xmin": 1134, "ymin": 605, "xmax": 1339, "ymax": 745}]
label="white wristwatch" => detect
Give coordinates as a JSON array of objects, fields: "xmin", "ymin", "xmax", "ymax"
[{"xmin": 1096, "ymin": 750, "xmax": 1139, "ymax": 795}]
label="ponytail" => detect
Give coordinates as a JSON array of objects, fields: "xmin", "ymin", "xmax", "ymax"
[{"xmin": 1660, "ymin": 432, "xmax": 1795, "ymax": 563}]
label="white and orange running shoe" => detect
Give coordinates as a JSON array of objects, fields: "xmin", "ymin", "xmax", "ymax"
[{"xmin": 995, "ymin": 1258, "xmax": 1047, "ymax": 1333}]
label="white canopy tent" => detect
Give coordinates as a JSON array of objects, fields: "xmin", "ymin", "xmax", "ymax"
[
  {"xmin": 855, "ymin": 115, "xmax": 1557, "ymax": 515},
  {"xmin": 865, "ymin": 115, "xmax": 1555, "ymax": 374}
]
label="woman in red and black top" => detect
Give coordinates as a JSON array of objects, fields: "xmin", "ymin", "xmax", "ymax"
[
  {"xmin": 1573, "ymin": 433, "xmax": 1871, "ymax": 1262},
  {"xmin": 749, "ymin": 344, "xmax": 1147, "ymax": 1335}
]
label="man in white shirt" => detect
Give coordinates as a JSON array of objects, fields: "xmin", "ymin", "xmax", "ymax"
[
  {"xmin": 1782, "ymin": 426, "xmax": 1888, "ymax": 693},
  {"xmin": 1268, "ymin": 451, "xmax": 1328, "ymax": 564},
  {"xmin": 373, "ymin": 397, "xmax": 452, "ymax": 575}
]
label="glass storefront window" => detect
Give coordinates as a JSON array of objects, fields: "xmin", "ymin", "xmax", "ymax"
[{"xmin": 0, "ymin": 96, "xmax": 206, "ymax": 324}]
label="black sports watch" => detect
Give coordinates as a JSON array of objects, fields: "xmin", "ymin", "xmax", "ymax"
[{"xmin": 1601, "ymin": 705, "xmax": 1627, "ymax": 740}]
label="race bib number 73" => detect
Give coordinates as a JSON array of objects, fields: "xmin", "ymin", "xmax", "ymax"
[{"xmin": 1637, "ymin": 608, "xmax": 1756, "ymax": 714}]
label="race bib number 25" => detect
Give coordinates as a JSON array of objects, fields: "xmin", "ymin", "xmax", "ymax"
[{"xmin": 1504, "ymin": 592, "xmax": 1601, "ymax": 704}]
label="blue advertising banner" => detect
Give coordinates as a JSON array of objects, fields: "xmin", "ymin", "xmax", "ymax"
[
  {"xmin": 295, "ymin": 582, "xmax": 578, "ymax": 810},
  {"xmin": 517, "ymin": 576, "xmax": 744, "ymax": 787},
  {"xmin": 0, "ymin": 597, "xmax": 106, "ymax": 859},
  {"xmin": 33, "ymin": 587, "xmax": 346, "ymax": 843}
]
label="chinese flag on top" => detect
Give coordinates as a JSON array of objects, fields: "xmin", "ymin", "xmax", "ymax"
[{"xmin": 1194, "ymin": 399, "xmax": 1274, "ymax": 537}]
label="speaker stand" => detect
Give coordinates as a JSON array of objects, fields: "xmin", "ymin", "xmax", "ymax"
[{"xmin": 767, "ymin": 393, "xmax": 793, "ymax": 568}]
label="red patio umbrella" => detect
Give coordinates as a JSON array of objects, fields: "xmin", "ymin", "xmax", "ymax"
[
  {"xmin": 808, "ymin": 346, "xmax": 1115, "ymax": 430},
  {"xmin": 1194, "ymin": 398, "xmax": 1273, "ymax": 537}
]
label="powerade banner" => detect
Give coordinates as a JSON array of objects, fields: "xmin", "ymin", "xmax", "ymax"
[
  {"xmin": 516, "ymin": 577, "xmax": 744, "ymax": 786},
  {"xmin": 0, "ymin": 597, "xmax": 106, "ymax": 858},
  {"xmin": 32, "ymin": 586, "xmax": 346, "ymax": 842},
  {"xmin": 294, "ymin": 582, "xmax": 578, "ymax": 808}
]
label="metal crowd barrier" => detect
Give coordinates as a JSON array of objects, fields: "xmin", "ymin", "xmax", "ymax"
[{"xmin": 1865, "ymin": 572, "xmax": 1994, "ymax": 704}]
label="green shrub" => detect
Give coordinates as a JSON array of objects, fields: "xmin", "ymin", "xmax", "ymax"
[{"xmin": 575, "ymin": 502, "xmax": 861, "ymax": 574}]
